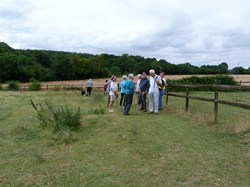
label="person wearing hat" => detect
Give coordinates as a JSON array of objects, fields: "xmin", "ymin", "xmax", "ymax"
[
  {"xmin": 86, "ymin": 78, "xmax": 93, "ymax": 96},
  {"xmin": 120, "ymin": 75, "xmax": 127, "ymax": 108}
]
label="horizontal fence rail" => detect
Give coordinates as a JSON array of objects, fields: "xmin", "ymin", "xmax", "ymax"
[{"xmin": 166, "ymin": 83, "xmax": 250, "ymax": 123}]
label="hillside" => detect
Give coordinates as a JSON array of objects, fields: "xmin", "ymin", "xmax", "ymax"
[{"xmin": 0, "ymin": 42, "xmax": 249, "ymax": 83}]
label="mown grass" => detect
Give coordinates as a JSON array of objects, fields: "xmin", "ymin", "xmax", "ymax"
[{"xmin": 0, "ymin": 91, "xmax": 249, "ymax": 186}]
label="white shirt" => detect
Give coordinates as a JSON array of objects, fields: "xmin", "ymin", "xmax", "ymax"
[
  {"xmin": 149, "ymin": 75, "xmax": 161, "ymax": 93},
  {"xmin": 135, "ymin": 79, "xmax": 141, "ymax": 92},
  {"xmin": 109, "ymin": 81, "xmax": 118, "ymax": 96}
]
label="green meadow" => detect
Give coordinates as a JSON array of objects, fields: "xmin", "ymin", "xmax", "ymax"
[{"xmin": 0, "ymin": 91, "xmax": 249, "ymax": 186}]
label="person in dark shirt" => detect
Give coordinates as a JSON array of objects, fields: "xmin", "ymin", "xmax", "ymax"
[{"xmin": 139, "ymin": 72, "xmax": 150, "ymax": 112}]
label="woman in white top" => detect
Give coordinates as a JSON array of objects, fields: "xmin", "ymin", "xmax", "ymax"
[{"xmin": 109, "ymin": 76, "xmax": 118, "ymax": 112}]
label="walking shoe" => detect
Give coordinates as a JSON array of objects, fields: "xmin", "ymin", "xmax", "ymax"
[
  {"xmin": 109, "ymin": 109, "xmax": 114, "ymax": 112},
  {"xmin": 142, "ymin": 109, "xmax": 147, "ymax": 112}
]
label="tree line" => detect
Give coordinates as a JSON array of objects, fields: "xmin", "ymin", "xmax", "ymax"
[{"xmin": 0, "ymin": 42, "xmax": 249, "ymax": 83}]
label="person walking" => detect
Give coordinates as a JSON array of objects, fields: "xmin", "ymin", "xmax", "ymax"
[
  {"xmin": 109, "ymin": 76, "xmax": 118, "ymax": 112},
  {"xmin": 123, "ymin": 74, "xmax": 134, "ymax": 115},
  {"xmin": 158, "ymin": 72, "xmax": 166, "ymax": 110},
  {"xmin": 148, "ymin": 69, "xmax": 162, "ymax": 115},
  {"xmin": 86, "ymin": 78, "xmax": 93, "ymax": 96},
  {"xmin": 120, "ymin": 75, "xmax": 127, "ymax": 108},
  {"xmin": 139, "ymin": 72, "xmax": 150, "ymax": 112}
]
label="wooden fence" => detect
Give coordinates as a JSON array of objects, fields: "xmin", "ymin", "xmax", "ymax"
[
  {"xmin": 165, "ymin": 84, "xmax": 250, "ymax": 123},
  {"xmin": 19, "ymin": 84, "xmax": 105, "ymax": 92}
]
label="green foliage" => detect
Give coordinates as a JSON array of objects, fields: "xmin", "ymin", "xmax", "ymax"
[
  {"xmin": 0, "ymin": 42, "xmax": 249, "ymax": 83},
  {"xmin": 0, "ymin": 84, "xmax": 2, "ymax": 90},
  {"xmin": 28, "ymin": 78, "xmax": 41, "ymax": 91},
  {"xmin": 6, "ymin": 81, "xmax": 19, "ymax": 90},
  {"xmin": 31, "ymin": 100, "xmax": 81, "ymax": 136},
  {"xmin": 92, "ymin": 108, "xmax": 105, "ymax": 115},
  {"xmin": 168, "ymin": 75, "xmax": 237, "ymax": 91},
  {"xmin": 65, "ymin": 86, "xmax": 79, "ymax": 90}
]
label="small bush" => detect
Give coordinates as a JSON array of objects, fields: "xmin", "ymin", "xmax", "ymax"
[
  {"xmin": 28, "ymin": 79, "xmax": 41, "ymax": 91},
  {"xmin": 168, "ymin": 75, "xmax": 237, "ymax": 92},
  {"xmin": 6, "ymin": 81, "xmax": 19, "ymax": 90},
  {"xmin": 92, "ymin": 108, "xmax": 105, "ymax": 115},
  {"xmin": 31, "ymin": 100, "xmax": 82, "ymax": 144}
]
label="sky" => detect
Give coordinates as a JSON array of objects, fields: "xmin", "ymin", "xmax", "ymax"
[{"xmin": 0, "ymin": 0, "xmax": 250, "ymax": 68}]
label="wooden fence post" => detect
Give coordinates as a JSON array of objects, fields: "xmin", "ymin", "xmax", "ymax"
[
  {"xmin": 46, "ymin": 84, "xmax": 48, "ymax": 90},
  {"xmin": 214, "ymin": 89, "xmax": 219, "ymax": 123},
  {"xmin": 185, "ymin": 88, "xmax": 189, "ymax": 112}
]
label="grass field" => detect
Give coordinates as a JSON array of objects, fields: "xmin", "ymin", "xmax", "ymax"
[{"xmin": 0, "ymin": 91, "xmax": 249, "ymax": 186}]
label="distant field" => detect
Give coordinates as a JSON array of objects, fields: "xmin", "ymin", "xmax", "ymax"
[
  {"xmin": 16, "ymin": 74, "xmax": 250, "ymax": 88},
  {"xmin": 0, "ymin": 91, "xmax": 249, "ymax": 186}
]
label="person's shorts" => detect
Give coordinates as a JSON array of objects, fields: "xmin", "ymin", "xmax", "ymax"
[{"xmin": 109, "ymin": 95, "xmax": 116, "ymax": 102}]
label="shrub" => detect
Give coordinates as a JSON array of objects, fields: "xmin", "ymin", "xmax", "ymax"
[
  {"xmin": 6, "ymin": 81, "xmax": 19, "ymax": 90},
  {"xmin": 28, "ymin": 79, "xmax": 41, "ymax": 91},
  {"xmin": 31, "ymin": 100, "xmax": 81, "ymax": 134},
  {"xmin": 92, "ymin": 108, "xmax": 105, "ymax": 115},
  {"xmin": 168, "ymin": 75, "xmax": 237, "ymax": 92}
]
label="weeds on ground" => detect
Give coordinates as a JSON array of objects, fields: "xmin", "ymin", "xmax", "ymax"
[{"xmin": 31, "ymin": 100, "xmax": 81, "ymax": 143}]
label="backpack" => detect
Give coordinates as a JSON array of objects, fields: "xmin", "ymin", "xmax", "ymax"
[
  {"xmin": 158, "ymin": 77, "xmax": 165, "ymax": 91},
  {"xmin": 105, "ymin": 81, "xmax": 111, "ymax": 94}
]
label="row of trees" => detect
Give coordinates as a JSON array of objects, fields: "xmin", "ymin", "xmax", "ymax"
[{"xmin": 0, "ymin": 42, "xmax": 249, "ymax": 83}]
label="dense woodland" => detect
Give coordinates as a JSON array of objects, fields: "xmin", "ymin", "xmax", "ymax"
[{"xmin": 0, "ymin": 42, "xmax": 249, "ymax": 83}]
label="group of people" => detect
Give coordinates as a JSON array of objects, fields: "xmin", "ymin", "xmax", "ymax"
[{"xmin": 105, "ymin": 69, "xmax": 166, "ymax": 115}]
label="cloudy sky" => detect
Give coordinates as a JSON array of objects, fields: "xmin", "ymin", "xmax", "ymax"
[{"xmin": 0, "ymin": 0, "xmax": 249, "ymax": 68}]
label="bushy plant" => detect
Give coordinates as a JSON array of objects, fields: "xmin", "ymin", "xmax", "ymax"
[
  {"xmin": 28, "ymin": 79, "xmax": 41, "ymax": 91},
  {"xmin": 31, "ymin": 100, "xmax": 82, "ymax": 140},
  {"xmin": 92, "ymin": 108, "xmax": 105, "ymax": 115},
  {"xmin": 168, "ymin": 75, "xmax": 237, "ymax": 92},
  {"xmin": 6, "ymin": 81, "xmax": 19, "ymax": 90}
]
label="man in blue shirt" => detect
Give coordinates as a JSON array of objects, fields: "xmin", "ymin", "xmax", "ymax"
[
  {"xmin": 123, "ymin": 74, "xmax": 134, "ymax": 115},
  {"xmin": 139, "ymin": 72, "xmax": 150, "ymax": 112}
]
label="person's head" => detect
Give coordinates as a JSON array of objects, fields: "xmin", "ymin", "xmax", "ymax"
[
  {"xmin": 160, "ymin": 72, "xmax": 165, "ymax": 78},
  {"xmin": 111, "ymin": 75, "xmax": 115, "ymax": 81},
  {"xmin": 137, "ymin": 74, "xmax": 142, "ymax": 79},
  {"xmin": 113, "ymin": 76, "xmax": 117, "ymax": 82},
  {"xmin": 149, "ymin": 69, "xmax": 156, "ymax": 77},
  {"xmin": 122, "ymin": 75, "xmax": 127, "ymax": 80},
  {"xmin": 89, "ymin": 78, "xmax": 91, "ymax": 81},
  {"xmin": 128, "ymin": 73, "xmax": 134, "ymax": 81},
  {"xmin": 142, "ymin": 72, "xmax": 147, "ymax": 78}
]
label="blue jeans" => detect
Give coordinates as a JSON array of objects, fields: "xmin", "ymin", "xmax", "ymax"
[
  {"xmin": 124, "ymin": 94, "xmax": 133, "ymax": 114},
  {"xmin": 158, "ymin": 89, "xmax": 165, "ymax": 110}
]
